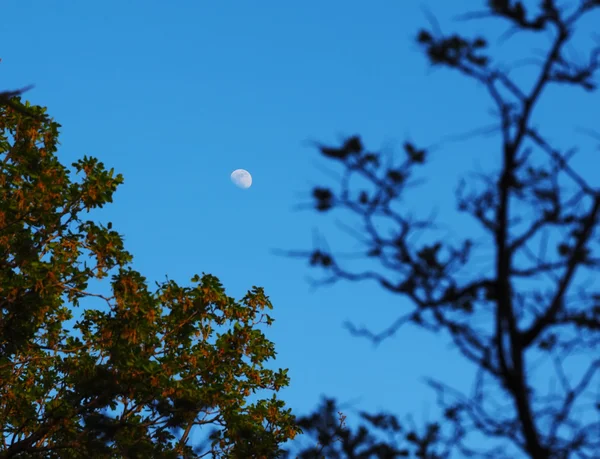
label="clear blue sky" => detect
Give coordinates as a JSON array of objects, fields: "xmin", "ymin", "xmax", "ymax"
[{"xmin": 4, "ymin": 0, "xmax": 599, "ymax": 453}]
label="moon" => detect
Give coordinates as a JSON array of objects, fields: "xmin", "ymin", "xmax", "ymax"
[{"xmin": 230, "ymin": 169, "xmax": 252, "ymax": 189}]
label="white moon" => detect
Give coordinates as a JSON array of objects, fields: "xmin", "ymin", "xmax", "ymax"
[{"xmin": 230, "ymin": 169, "xmax": 252, "ymax": 189}]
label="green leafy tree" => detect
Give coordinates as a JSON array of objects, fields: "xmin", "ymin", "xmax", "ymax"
[
  {"xmin": 0, "ymin": 97, "xmax": 300, "ymax": 458},
  {"xmin": 287, "ymin": 1, "xmax": 600, "ymax": 458}
]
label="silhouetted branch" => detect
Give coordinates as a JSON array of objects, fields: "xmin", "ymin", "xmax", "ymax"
[
  {"xmin": 0, "ymin": 85, "xmax": 48, "ymax": 121},
  {"xmin": 289, "ymin": 2, "xmax": 600, "ymax": 457}
]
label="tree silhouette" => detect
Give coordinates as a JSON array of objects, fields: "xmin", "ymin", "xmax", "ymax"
[
  {"xmin": 0, "ymin": 97, "xmax": 300, "ymax": 457},
  {"xmin": 284, "ymin": 398, "xmax": 450, "ymax": 459},
  {"xmin": 287, "ymin": 1, "xmax": 600, "ymax": 458}
]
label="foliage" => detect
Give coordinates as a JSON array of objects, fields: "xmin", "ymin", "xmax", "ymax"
[
  {"xmin": 0, "ymin": 97, "xmax": 300, "ymax": 458},
  {"xmin": 285, "ymin": 398, "xmax": 448, "ymax": 459},
  {"xmin": 288, "ymin": 1, "xmax": 600, "ymax": 458}
]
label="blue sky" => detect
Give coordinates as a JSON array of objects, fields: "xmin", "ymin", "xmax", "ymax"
[{"xmin": 4, "ymin": 0, "xmax": 599, "ymax": 453}]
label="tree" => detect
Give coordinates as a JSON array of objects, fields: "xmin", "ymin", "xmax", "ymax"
[
  {"xmin": 286, "ymin": 398, "xmax": 444, "ymax": 459},
  {"xmin": 287, "ymin": 1, "xmax": 600, "ymax": 458},
  {"xmin": 0, "ymin": 97, "xmax": 300, "ymax": 458}
]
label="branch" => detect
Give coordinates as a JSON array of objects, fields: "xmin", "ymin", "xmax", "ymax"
[
  {"xmin": 525, "ymin": 127, "xmax": 597, "ymax": 195},
  {"xmin": 0, "ymin": 86, "xmax": 34, "ymax": 103},
  {"xmin": 0, "ymin": 86, "xmax": 48, "ymax": 121},
  {"xmin": 522, "ymin": 195, "xmax": 600, "ymax": 347}
]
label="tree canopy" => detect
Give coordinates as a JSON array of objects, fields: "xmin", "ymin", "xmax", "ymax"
[{"xmin": 0, "ymin": 97, "xmax": 299, "ymax": 458}]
